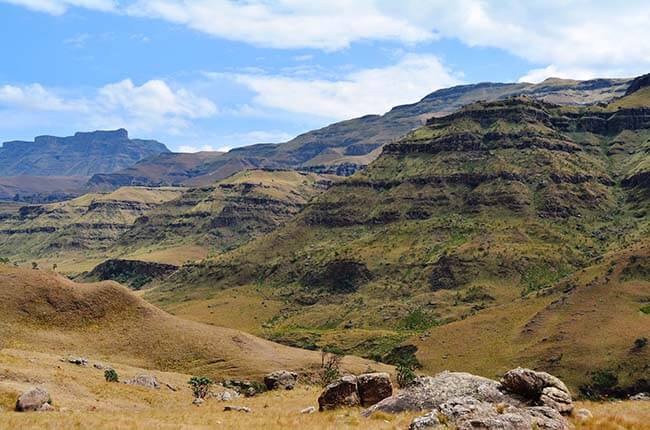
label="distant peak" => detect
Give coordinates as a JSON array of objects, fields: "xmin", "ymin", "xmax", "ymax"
[{"xmin": 74, "ymin": 129, "xmax": 129, "ymax": 139}]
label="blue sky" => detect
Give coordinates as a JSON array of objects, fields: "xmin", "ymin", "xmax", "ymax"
[{"xmin": 1, "ymin": 1, "xmax": 649, "ymax": 152}]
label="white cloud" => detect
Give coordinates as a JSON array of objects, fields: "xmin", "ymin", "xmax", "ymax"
[
  {"xmin": 0, "ymin": 83, "xmax": 87, "ymax": 111},
  {"xmin": 233, "ymin": 54, "xmax": 460, "ymax": 120},
  {"xmin": 177, "ymin": 130, "xmax": 292, "ymax": 153},
  {"xmin": 125, "ymin": 0, "xmax": 434, "ymax": 51},
  {"xmin": 0, "ymin": 0, "xmax": 115, "ymax": 15},
  {"xmin": 0, "ymin": 79, "xmax": 217, "ymax": 134}
]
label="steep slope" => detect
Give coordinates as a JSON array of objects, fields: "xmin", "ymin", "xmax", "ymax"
[
  {"xmin": 0, "ymin": 265, "xmax": 381, "ymax": 379},
  {"xmin": 0, "ymin": 129, "xmax": 169, "ymax": 177},
  {"xmin": 413, "ymin": 243, "xmax": 650, "ymax": 394},
  {"xmin": 148, "ymin": 80, "xmax": 649, "ymax": 386}
]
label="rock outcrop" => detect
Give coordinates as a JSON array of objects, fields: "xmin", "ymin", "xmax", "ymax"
[
  {"xmin": 264, "ymin": 370, "xmax": 298, "ymax": 390},
  {"xmin": 500, "ymin": 367, "xmax": 573, "ymax": 414},
  {"xmin": 364, "ymin": 369, "xmax": 572, "ymax": 430}
]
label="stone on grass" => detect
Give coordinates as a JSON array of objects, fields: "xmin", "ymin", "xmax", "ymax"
[
  {"xmin": 15, "ymin": 388, "xmax": 51, "ymax": 412},
  {"xmin": 264, "ymin": 370, "xmax": 298, "ymax": 391},
  {"xmin": 300, "ymin": 406, "xmax": 316, "ymax": 414},
  {"xmin": 574, "ymin": 408, "xmax": 593, "ymax": 422},
  {"xmin": 124, "ymin": 375, "xmax": 160, "ymax": 389},
  {"xmin": 318, "ymin": 375, "xmax": 360, "ymax": 411},
  {"xmin": 224, "ymin": 405, "xmax": 251, "ymax": 413},
  {"xmin": 357, "ymin": 372, "xmax": 393, "ymax": 407}
]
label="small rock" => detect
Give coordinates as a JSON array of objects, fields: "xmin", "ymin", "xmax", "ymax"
[
  {"xmin": 93, "ymin": 363, "xmax": 107, "ymax": 370},
  {"xmin": 300, "ymin": 406, "xmax": 316, "ymax": 414},
  {"xmin": 224, "ymin": 405, "xmax": 251, "ymax": 413},
  {"xmin": 409, "ymin": 411, "xmax": 441, "ymax": 429},
  {"xmin": 16, "ymin": 388, "xmax": 51, "ymax": 412},
  {"xmin": 264, "ymin": 370, "xmax": 298, "ymax": 391},
  {"xmin": 37, "ymin": 403, "xmax": 55, "ymax": 412},
  {"xmin": 357, "ymin": 372, "xmax": 393, "ymax": 407},
  {"xmin": 192, "ymin": 398, "xmax": 204, "ymax": 406},
  {"xmin": 318, "ymin": 375, "xmax": 360, "ymax": 411},
  {"xmin": 574, "ymin": 408, "xmax": 593, "ymax": 422},
  {"xmin": 212, "ymin": 389, "xmax": 239, "ymax": 401},
  {"xmin": 630, "ymin": 392, "xmax": 650, "ymax": 401},
  {"xmin": 124, "ymin": 375, "xmax": 160, "ymax": 389},
  {"xmin": 67, "ymin": 356, "xmax": 88, "ymax": 366}
]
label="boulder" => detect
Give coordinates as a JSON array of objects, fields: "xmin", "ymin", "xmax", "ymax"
[
  {"xmin": 357, "ymin": 372, "xmax": 393, "ymax": 407},
  {"xmin": 124, "ymin": 375, "xmax": 160, "ymax": 389},
  {"xmin": 318, "ymin": 375, "xmax": 360, "ymax": 411},
  {"xmin": 500, "ymin": 368, "xmax": 573, "ymax": 414},
  {"xmin": 363, "ymin": 371, "xmax": 513, "ymax": 416},
  {"xmin": 67, "ymin": 356, "xmax": 88, "ymax": 366},
  {"xmin": 264, "ymin": 370, "xmax": 298, "ymax": 391},
  {"xmin": 212, "ymin": 389, "xmax": 239, "ymax": 401},
  {"xmin": 366, "ymin": 369, "xmax": 572, "ymax": 430},
  {"xmin": 15, "ymin": 388, "xmax": 50, "ymax": 412},
  {"xmin": 37, "ymin": 403, "xmax": 55, "ymax": 412},
  {"xmin": 224, "ymin": 405, "xmax": 251, "ymax": 413}
]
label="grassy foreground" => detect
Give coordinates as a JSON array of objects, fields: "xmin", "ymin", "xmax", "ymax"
[{"xmin": 1, "ymin": 348, "xmax": 649, "ymax": 429}]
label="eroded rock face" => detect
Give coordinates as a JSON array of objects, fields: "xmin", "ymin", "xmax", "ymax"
[
  {"xmin": 264, "ymin": 370, "xmax": 298, "ymax": 391},
  {"xmin": 500, "ymin": 367, "xmax": 573, "ymax": 414},
  {"xmin": 15, "ymin": 388, "xmax": 50, "ymax": 412},
  {"xmin": 357, "ymin": 373, "xmax": 393, "ymax": 407},
  {"xmin": 318, "ymin": 376, "xmax": 360, "ymax": 411}
]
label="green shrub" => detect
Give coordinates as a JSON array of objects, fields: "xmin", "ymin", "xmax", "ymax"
[
  {"xmin": 104, "ymin": 369, "xmax": 119, "ymax": 382},
  {"xmin": 396, "ymin": 360, "xmax": 416, "ymax": 388},
  {"xmin": 640, "ymin": 305, "xmax": 650, "ymax": 314},
  {"xmin": 319, "ymin": 351, "xmax": 342, "ymax": 386},
  {"xmin": 188, "ymin": 376, "xmax": 213, "ymax": 399},
  {"xmin": 401, "ymin": 309, "xmax": 438, "ymax": 331}
]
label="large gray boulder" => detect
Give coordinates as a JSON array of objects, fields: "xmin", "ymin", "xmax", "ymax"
[
  {"xmin": 15, "ymin": 388, "xmax": 51, "ymax": 412},
  {"xmin": 264, "ymin": 370, "xmax": 298, "ymax": 390},
  {"xmin": 365, "ymin": 368, "xmax": 572, "ymax": 430},
  {"xmin": 318, "ymin": 375, "xmax": 360, "ymax": 411},
  {"xmin": 357, "ymin": 372, "xmax": 393, "ymax": 407},
  {"xmin": 500, "ymin": 368, "xmax": 573, "ymax": 414},
  {"xmin": 363, "ymin": 371, "xmax": 513, "ymax": 415}
]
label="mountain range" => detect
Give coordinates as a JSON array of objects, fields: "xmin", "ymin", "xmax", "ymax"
[{"xmin": 0, "ymin": 74, "xmax": 648, "ymax": 398}]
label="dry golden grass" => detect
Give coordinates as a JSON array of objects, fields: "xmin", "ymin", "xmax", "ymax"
[
  {"xmin": 0, "ymin": 265, "xmax": 388, "ymax": 380},
  {"xmin": 573, "ymin": 400, "xmax": 650, "ymax": 430},
  {"xmin": 1, "ymin": 348, "xmax": 648, "ymax": 430},
  {"xmin": 0, "ymin": 348, "xmax": 416, "ymax": 430}
]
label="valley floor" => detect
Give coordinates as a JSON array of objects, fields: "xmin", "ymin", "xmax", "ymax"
[{"xmin": 0, "ymin": 348, "xmax": 648, "ymax": 430}]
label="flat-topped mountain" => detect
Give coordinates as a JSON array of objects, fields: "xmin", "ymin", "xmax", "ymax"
[{"xmin": 0, "ymin": 129, "xmax": 169, "ymax": 177}]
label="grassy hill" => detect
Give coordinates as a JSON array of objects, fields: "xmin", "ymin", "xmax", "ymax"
[
  {"xmin": 147, "ymin": 79, "xmax": 650, "ymax": 391},
  {"xmin": 0, "ymin": 264, "xmax": 383, "ymax": 379}
]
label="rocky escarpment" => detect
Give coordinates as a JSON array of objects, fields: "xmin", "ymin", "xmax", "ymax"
[
  {"xmin": 83, "ymin": 259, "xmax": 179, "ymax": 290},
  {"xmin": 0, "ymin": 129, "xmax": 169, "ymax": 177},
  {"xmin": 114, "ymin": 170, "xmax": 337, "ymax": 258}
]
